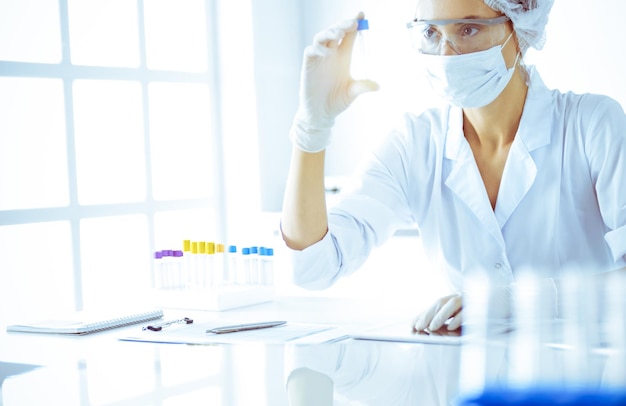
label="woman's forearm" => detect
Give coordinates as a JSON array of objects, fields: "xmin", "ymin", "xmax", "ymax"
[{"xmin": 281, "ymin": 146, "xmax": 329, "ymax": 250}]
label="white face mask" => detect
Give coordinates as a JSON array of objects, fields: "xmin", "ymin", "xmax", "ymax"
[{"xmin": 418, "ymin": 33, "xmax": 519, "ymax": 108}]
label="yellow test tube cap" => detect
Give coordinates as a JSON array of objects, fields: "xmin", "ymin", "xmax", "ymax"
[
  {"xmin": 199, "ymin": 241, "xmax": 206, "ymax": 254},
  {"xmin": 207, "ymin": 242, "xmax": 215, "ymax": 254},
  {"xmin": 216, "ymin": 243, "xmax": 224, "ymax": 253},
  {"xmin": 191, "ymin": 241, "xmax": 198, "ymax": 254},
  {"xmin": 183, "ymin": 239, "xmax": 191, "ymax": 252}
]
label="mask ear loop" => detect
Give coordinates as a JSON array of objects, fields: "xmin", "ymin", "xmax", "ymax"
[
  {"xmin": 500, "ymin": 30, "xmax": 521, "ymax": 71},
  {"xmin": 500, "ymin": 31, "xmax": 514, "ymax": 49}
]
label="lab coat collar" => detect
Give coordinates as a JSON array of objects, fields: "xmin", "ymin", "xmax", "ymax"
[
  {"xmin": 444, "ymin": 107, "xmax": 505, "ymax": 244},
  {"xmin": 495, "ymin": 67, "xmax": 553, "ymax": 228},
  {"xmin": 513, "ymin": 67, "xmax": 553, "ymax": 152},
  {"xmin": 443, "ymin": 67, "xmax": 554, "ymax": 239}
]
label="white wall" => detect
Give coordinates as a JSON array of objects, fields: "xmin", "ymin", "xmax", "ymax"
[
  {"xmin": 527, "ymin": 0, "xmax": 626, "ymax": 108},
  {"xmin": 250, "ymin": 1, "xmax": 303, "ymax": 212}
]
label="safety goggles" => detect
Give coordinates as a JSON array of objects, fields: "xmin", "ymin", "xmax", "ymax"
[{"xmin": 407, "ymin": 15, "xmax": 510, "ymax": 55}]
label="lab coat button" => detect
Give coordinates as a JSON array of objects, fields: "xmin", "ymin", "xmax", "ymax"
[{"xmin": 494, "ymin": 262, "xmax": 502, "ymax": 269}]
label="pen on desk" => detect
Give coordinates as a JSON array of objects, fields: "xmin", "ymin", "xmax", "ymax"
[{"xmin": 207, "ymin": 320, "xmax": 286, "ymax": 334}]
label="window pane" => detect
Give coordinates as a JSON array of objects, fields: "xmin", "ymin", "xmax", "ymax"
[
  {"xmin": 0, "ymin": 0, "xmax": 62, "ymax": 63},
  {"xmin": 73, "ymin": 79, "xmax": 146, "ymax": 205},
  {"xmin": 149, "ymin": 82, "xmax": 213, "ymax": 201},
  {"xmin": 80, "ymin": 215, "xmax": 150, "ymax": 309},
  {"xmin": 68, "ymin": 0, "xmax": 140, "ymax": 68},
  {"xmin": 0, "ymin": 78, "xmax": 69, "ymax": 210},
  {"xmin": 154, "ymin": 208, "xmax": 218, "ymax": 250},
  {"xmin": 143, "ymin": 0, "xmax": 208, "ymax": 72},
  {"xmin": 0, "ymin": 222, "xmax": 75, "ymax": 324}
]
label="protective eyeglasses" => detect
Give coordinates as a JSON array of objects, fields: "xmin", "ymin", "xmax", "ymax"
[{"xmin": 407, "ymin": 15, "xmax": 510, "ymax": 55}]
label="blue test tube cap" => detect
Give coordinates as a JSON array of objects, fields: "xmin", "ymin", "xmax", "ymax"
[
  {"xmin": 260, "ymin": 247, "xmax": 267, "ymax": 256},
  {"xmin": 250, "ymin": 246, "xmax": 258, "ymax": 254},
  {"xmin": 242, "ymin": 247, "xmax": 250, "ymax": 255},
  {"xmin": 228, "ymin": 245, "xmax": 237, "ymax": 253},
  {"xmin": 357, "ymin": 19, "xmax": 369, "ymax": 30},
  {"xmin": 267, "ymin": 248, "xmax": 274, "ymax": 257}
]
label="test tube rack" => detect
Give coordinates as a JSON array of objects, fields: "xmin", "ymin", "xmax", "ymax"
[{"xmin": 151, "ymin": 242, "xmax": 275, "ymax": 311}]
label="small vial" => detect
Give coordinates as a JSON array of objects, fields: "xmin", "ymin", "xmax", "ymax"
[
  {"xmin": 259, "ymin": 247, "xmax": 274, "ymax": 286},
  {"xmin": 227, "ymin": 245, "xmax": 238, "ymax": 284},
  {"xmin": 190, "ymin": 241, "xmax": 199, "ymax": 288},
  {"xmin": 172, "ymin": 250, "xmax": 184, "ymax": 289},
  {"xmin": 161, "ymin": 250, "xmax": 173, "ymax": 289},
  {"xmin": 153, "ymin": 251, "xmax": 163, "ymax": 289},
  {"xmin": 198, "ymin": 241, "xmax": 207, "ymax": 288},
  {"xmin": 249, "ymin": 246, "xmax": 260, "ymax": 285},
  {"xmin": 241, "ymin": 248, "xmax": 251, "ymax": 285},
  {"xmin": 351, "ymin": 18, "xmax": 370, "ymax": 80},
  {"xmin": 215, "ymin": 243, "xmax": 225, "ymax": 285},
  {"xmin": 206, "ymin": 242, "xmax": 216, "ymax": 287},
  {"xmin": 265, "ymin": 248, "xmax": 274, "ymax": 285}
]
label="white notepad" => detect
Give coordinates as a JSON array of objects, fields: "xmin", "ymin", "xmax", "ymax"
[
  {"xmin": 6, "ymin": 308, "xmax": 164, "ymax": 335},
  {"xmin": 350, "ymin": 321, "xmax": 463, "ymax": 345},
  {"xmin": 350, "ymin": 319, "xmax": 515, "ymax": 345}
]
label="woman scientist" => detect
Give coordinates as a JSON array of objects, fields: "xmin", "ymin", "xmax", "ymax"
[{"xmin": 280, "ymin": 0, "xmax": 626, "ymax": 332}]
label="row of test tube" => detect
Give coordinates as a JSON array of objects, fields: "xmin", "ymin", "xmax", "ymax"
[
  {"xmin": 459, "ymin": 269, "xmax": 626, "ymax": 400},
  {"xmin": 153, "ymin": 240, "xmax": 274, "ymax": 290}
]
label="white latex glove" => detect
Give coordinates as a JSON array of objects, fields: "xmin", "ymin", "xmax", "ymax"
[
  {"xmin": 412, "ymin": 293, "xmax": 464, "ymax": 332},
  {"xmin": 290, "ymin": 12, "xmax": 379, "ymax": 153}
]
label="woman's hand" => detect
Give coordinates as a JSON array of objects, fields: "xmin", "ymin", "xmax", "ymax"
[
  {"xmin": 290, "ymin": 12, "xmax": 379, "ymax": 153},
  {"xmin": 411, "ymin": 278, "xmax": 558, "ymax": 333},
  {"xmin": 412, "ymin": 293, "xmax": 463, "ymax": 332}
]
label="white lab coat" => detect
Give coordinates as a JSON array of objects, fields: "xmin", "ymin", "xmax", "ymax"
[{"xmin": 286, "ymin": 67, "xmax": 626, "ymax": 292}]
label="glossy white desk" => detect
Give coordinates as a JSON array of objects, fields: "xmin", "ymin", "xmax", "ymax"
[
  {"xmin": 0, "ymin": 296, "xmax": 621, "ymax": 406},
  {"xmin": 0, "ymin": 296, "xmax": 436, "ymax": 406}
]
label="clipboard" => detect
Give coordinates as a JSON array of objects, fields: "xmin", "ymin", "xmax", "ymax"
[{"xmin": 350, "ymin": 321, "xmax": 463, "ymax": 345}]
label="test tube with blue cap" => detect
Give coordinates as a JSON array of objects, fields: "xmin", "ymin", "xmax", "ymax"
[
  {"xmin": 266, "ymin": 248, "xmax": 274, "ymax": 285},
  {"xmin": 259, "ymin": 247, "xmax": 274, "ymax": 285},
  {"xmin": 351, "ymin": 18, "xmax": 370, "ymax": 80},
  {"xmin": 227, "ymin": 245, "xmax": 237, "ymax": 284},
  {"xmin": 250, "ymin": 246, "xmax": 260, "ymax": 284},
  {"xmin": 241, "ymin": 247, "xmax": 251, "ymax": 285}
]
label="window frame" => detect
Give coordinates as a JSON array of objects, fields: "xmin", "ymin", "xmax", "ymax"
[{"xmin": 0, "ymin": 0, "xmax": 228, "ymax": 310}]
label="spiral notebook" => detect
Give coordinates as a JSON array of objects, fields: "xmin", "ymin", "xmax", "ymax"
[{"xmin": 6, "ymin": 308, "xmax": 164, "ymax": 335}]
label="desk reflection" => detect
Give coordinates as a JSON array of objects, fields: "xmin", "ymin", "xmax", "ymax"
[
  {"xmin": 2, "ymin": 343, "xmax": 285, "ymax": 406},
  {"xmin": 285, "ymin": 332, "xmax": 622, "ymax": 406},
  {"xmin": 1, "ymin": 338, "xmax": 468, "ymax": 406},
  {"xmin": 1, "ymin": 336, "xmax": 621, "ymax": 406},
  {"xmin": 286, "ymin": 339, "xmax": 464, "ymax": 406}
]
